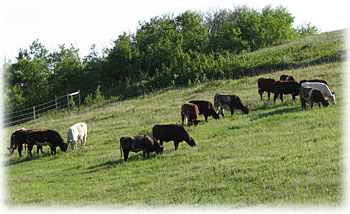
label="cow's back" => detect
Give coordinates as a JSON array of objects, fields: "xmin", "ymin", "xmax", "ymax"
[
  {"xmin": 275, "ymin": 81, "xmax": 300, "ymax": 94},
  {"xmin": 153, "ymin": 124, "xmax": 186, "ymax": 142}
]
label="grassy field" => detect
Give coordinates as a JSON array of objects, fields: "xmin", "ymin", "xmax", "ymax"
[{"xmin": 3, "ymin": 61, "xmax": 344, "ymax": 207}]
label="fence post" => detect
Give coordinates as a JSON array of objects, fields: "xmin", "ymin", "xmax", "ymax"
[
  {"xmin": 78, "ymin": 90, "xmax": 81, "ymax": 108},
  {"xmin": 33, "ymin": 106, "xmax": 36, "ymax": 124},
  {"xmin": 67, "ymin": 93, "xmax": 70, "ymax": 110}
]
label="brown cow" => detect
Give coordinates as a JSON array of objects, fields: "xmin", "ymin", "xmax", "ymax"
[
  {"xmin": 274, "ymin": 80, "xmax": 300, "ymax": 103},
  {"xmin": 258, "ymin": 77, "xmax": 275, "ymax": 100},
  {"xmin": 152, "ymin": 124, "xmax": 196, "ymax": 150},
  {"xmin": 120, "ymin": 135, "xmax": 164, "ymax": 162},
  {"xmin": 189, "ymin": 100, "xmax": 219, "ymax": 121},
  {"xmin": 8, "ymin": 128, "xmax": 27, "ymax": 157},
  {"xmin": 181, "ymin": 103, "xmax": 200, "ymax": 126},
  {"xmin": 8, "ymin": 128, "xmax": 43, "ymax": 157},
  {"xmin": 300, "ymin": 86, "xmax": 329, "ymax": 108},
  {"xmin": 26, "ymin": 129, "xmax": 68, "ymax": 157}
]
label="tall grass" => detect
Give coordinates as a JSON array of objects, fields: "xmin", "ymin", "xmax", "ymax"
[{"xmin": 4, "ymin": 62, "xmax": 343, "ymax": 207}]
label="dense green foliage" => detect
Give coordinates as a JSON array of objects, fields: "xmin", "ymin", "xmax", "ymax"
[
  {"xmin": 4, "ymin": 62, "xmax": 343, "ymax": 206},
  {"xmin": 4, "ymin": 5, "xmax": 329, "ymax": 115}
]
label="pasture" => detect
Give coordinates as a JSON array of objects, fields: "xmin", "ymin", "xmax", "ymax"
[{"xmin": 4, "ymin": 62, "xmax": 343, "ymax": 207}]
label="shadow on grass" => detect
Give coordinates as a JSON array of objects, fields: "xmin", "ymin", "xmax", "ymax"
[
  {"xmin": 85, "ymin": 152, "xmax": 161, "ymax": 174},
  {"xmin": 250, "ymin": 105, "xmax": 301, "ymax": 121},
  {"xmin": 4, "ymin": 152, "xmax": 52, "ymax": 166}
]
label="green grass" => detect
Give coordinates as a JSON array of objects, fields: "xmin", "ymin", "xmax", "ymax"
[{"xmin": 3, "ymin": 61, "xmax": 344, "ymax": 207}]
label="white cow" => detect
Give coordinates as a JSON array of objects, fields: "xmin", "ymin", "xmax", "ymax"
[
  {"xmin": 301, "ymin": 82, "xmax": 335, "ymax": 104},
  {"xmin": 67, "ymin": 122, "xmax": 87, "ymax": 150}
]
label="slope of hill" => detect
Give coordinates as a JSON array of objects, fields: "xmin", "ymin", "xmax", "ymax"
[{"xmin": 3, "ymin": 31, "xmax": 345, "ymax": 207}]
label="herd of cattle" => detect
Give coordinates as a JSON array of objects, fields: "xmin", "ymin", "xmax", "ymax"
[{"xmin": 8, "ymin": 73, "xmax": 335, "ymax": 162}]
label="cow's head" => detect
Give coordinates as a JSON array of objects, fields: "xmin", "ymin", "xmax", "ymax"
[
  {"xmin": 241, "ymin": 105, "xmax": 249, "ymax": 114},
  {"xmin": 186, "ymin": 137, "xmax": 196, "ymax": 147},
  {"xmin": 211, "ymin": 107, "xmax": 220, "ymax": 119},
  {"xmin": 154, "ymin": 142, "xmax": 164, "ymax": 154},
  {"xmin": 330, "ymin": 94, "xmax": 336, "ymax": 105},
  {"xmin": 322, "ymin": 99, "xmax": 330, "ymax": 107},
  {"xmin": 60, "ymin": 142, "xmax": 68, "ymax": 152},
  {"xmin": 193, "ymin": 119, "xmax": 202, "ymax": 126}
]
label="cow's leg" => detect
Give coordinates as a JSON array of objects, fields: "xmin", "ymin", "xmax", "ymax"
[
  {"xmin": 292, "ymin": 94, "xmax": 296, "ymax": 103},
  {"xmin": 230, "ymin": 107, "xmax": 234, "ymax": 115},
  {"xmin": 181, "ymin": 114, "xmax": 185, "ymax": 126},
  {"xmin": 268, "ymin": 92, "xmax": 271, "ymax": 100},
  {"xmin": 310, "ymin": 102, "xmax": 314, "ymax": 109},
  {"xmin": 18, "ymin": 144, "xmax": 23, "ymax": 157},
  {"xmin": 274, "ymin": 93, "xmax": 278, "ymax": 104},
  {"xmin": 28, "ymin": 143, "xmax": 33, "ymax": 157},
  {"xmin": 174, "ymin": 141, "xmax": 179, "ymax": 150},
  {"xmin": 318, "ymin": 102, "xmax": 321, "ymax": 108},
  {"xmin": 51, "ymin": 146, "xmax": 56, "ymax": 155},
  {"xmin": 301, "ymin": 98, "xmax": 306, "ymax": 109},
  {"xmin": 204, "ymin": 114, "xmax": 208, "ymax": 122},
  {"xmin": 259, "ymin": 90, "xmax": 263, "ymax": 100},
  {"xmin": 280, "ymin": 94, "xmax": 283, "ymax": 102},
  {"xmin": 219, "ymin": 108, "xmax": 224, "ymax": 117},
  {"xmin": 82, "ymin": 135, "xmax": 87, "ymax": 146},
  {"xmin": 124, "ymin": 151, "xmax": 129, "ymax": 162},
  {"xmin": 143, "ymin": 151, "xmax": 146, "ymax": 158}
]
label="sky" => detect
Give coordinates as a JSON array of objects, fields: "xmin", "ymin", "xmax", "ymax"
[{"xmin": 0, "ymin": 0, "xmax": 349, "ymax": 64}]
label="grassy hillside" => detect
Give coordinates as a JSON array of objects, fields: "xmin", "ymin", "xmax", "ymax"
[{"xmin": 4, "ymin": 61, "xmax": 343, "ymax": 207}]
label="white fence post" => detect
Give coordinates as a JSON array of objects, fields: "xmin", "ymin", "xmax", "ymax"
[{"xmin": 33, "ymin": 106, "xmax": 36, "ymax": 124}]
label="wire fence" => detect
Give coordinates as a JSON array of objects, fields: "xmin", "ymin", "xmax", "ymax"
[{"xmin": 3, "ymin": 91, "xmax": 81, "ymax": 127}]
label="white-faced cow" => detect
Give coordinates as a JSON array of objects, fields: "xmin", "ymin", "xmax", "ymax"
[
  {"xmin": 301, "ymin": 82, "xmax": 335, "ymax": 105},
  {"xmin": 120, "ymin": 135, "xmax": 164, "ymax": 162},
  {"xmin": 214, "ymin": 93, "xmax": 249, "ymax": 117},
  {"xmin": 152, "ymin": 124, "xmax": 196, "ymax": 151},
  {"xmin": 181, "ymin": 103, "xmax": 200, "ymax": 126},
  {"xmin": 300, "ymin": 86, "xmax": 329, "ymax": 108},
  {"xmin": 189, "ymin": 100, "xmax": 219, "ymax": 121},
  {"xmin": 67, "ymin": 122, "xmax": 88, "ymax": 150},
  {"xmin": 258, "ymin": 77, "xmax": 275, "ymax": 100}
]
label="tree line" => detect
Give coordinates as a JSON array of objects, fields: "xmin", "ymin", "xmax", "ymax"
[{"xmin": 4, "ymin": 5, "xmax": 321, "ymax": 113}]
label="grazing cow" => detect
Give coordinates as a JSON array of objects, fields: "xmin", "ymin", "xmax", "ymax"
[
  {"xmin": 120, "ymin": 135, "xmax": 164, "ymax": 162},
  {"xmin": 258, "ymin": 77, "xmax": 275, "ymax": 100},
  {"xmin": 273, "ymin": 81, "xmax": 300, "ymax": 103},
  {"xmin": 8, "ymin": 128, "xmax": 43, "ymax": 157},
  {"xmin": 8, "ymin": 128, "xmax": 27, "ymax": 157},
  {"xmin": 152, "ymin": 124, "xmax": 196, "ymax": 150},
  {"xmin": 214, "ymin": 93, "xmax": 249, "ymax": 117},
  {"xmin": 280, "ymin": 74, "xmax": 296, "ymax": 81},
  {"xmin": 26, "ymin": 129, "xmax": 68, "ymax": 157},
  {"xmin": 300, "ymin": 86, "xmax": 329, "ymax": 108},
  {"xmin": 67, "ymin": 122, "xmax": 88, "ymax": 150},
  {"xmin": 181, "ymin": 103, "xmax": 200, "ymax": 126},
  {"xmin": 301, "ymin": 82, "xmax": 335, "ymax": 104},
  {"xmin": 189, "ymin": 100, "xmax": 219, "ymax": 121}
]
